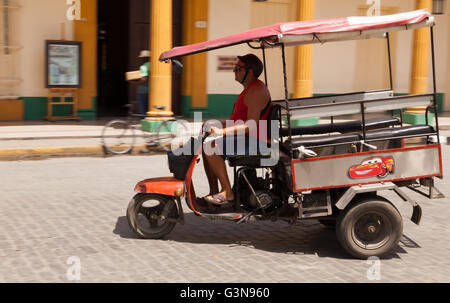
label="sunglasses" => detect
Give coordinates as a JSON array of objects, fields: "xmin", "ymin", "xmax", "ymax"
[{"xmin": 233, "ymin": 65, "xmax": 246, "ymax": 72}]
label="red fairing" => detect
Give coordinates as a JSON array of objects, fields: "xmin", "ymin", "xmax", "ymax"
[{"xmin": 135, "ymin": 177, "xmax": 184, "ymax": 196}]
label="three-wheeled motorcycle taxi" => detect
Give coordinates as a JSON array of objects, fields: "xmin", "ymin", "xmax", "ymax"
[{"xmin": 127, "ymin": 9, "xmax": 445, "ymax": 259}]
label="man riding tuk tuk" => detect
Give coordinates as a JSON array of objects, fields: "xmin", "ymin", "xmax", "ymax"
[{"xmin": 127, "ymin": 9, "xmax": 444, "ymax": 259}]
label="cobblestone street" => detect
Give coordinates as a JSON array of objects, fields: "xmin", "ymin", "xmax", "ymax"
[{"xmin": 1, "ymin": 135, "xmax": 450, "ymax": 283}]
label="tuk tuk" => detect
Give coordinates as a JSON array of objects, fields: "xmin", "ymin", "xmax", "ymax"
[{"xmin": 127, "ymin": 9, "xmax": 444, "ymax": 259}]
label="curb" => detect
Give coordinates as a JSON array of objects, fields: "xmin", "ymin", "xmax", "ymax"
[
  {"xmin": 0, "ymin": 136, "xmax": 103, "ymax": 141},
  {"xmin": 0, "ymin": 146, "xmax": 103, "ymax": 161},
  {"xmin": 0, "ymin": 144, "xmax": 164, "ymax": 161}
]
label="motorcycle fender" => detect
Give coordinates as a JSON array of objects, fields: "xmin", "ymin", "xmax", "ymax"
[{"xmin": 134, "ymin": 177, "xmax": 184, "ymax": 197}]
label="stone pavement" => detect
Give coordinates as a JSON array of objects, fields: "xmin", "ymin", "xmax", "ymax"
[{"xmin": 0, "ymin": 140, "xmax": 449, "ymax": 283}]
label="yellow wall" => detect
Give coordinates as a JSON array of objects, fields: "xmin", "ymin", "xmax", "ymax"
[
  {"xmin": 11, "ymin": 0, "xmax": 96, "ymax": 109},
  {"xmin": 207, "ymin": 0, "xmax": 296, "ymax": 100},
  {"xmin": 207, "ymin": 0, "xmax": 251, "ymax": 95},
  {"xmin": 313, "ymin": 0, "xmax": 448, "ymax": 95},
  {"xmin": 206, "ymin": 0, "xmax": 448, "ymax": 99},
  {"xmin": 251, "ymin": 0, "xmax": 296, "ymax": 100},
  {"xmin": 19, "ymin": 0, "xmax": 74, "ymax": 97}
]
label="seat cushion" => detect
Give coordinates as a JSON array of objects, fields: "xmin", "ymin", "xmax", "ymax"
[
  {"xmin": 363, "ymin": 125, "xmax": 434, "ymax": 141},
  {"xmin": 227, "ymin": 154, "xmax": 272, "ymax": 167},
  {"xmin": 290, "ymin": 133, "xmax": 360, "ymax": 148},
  {"xmin": 280, "ymin": 117, "xmax": 400, "ymax": 136}
]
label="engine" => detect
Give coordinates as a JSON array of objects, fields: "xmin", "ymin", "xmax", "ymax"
[
  {"xmin": 233, "ymin": 168, "xmax": 280, "ymax": 211},
  {"xmin": 248, "ymin": 189, "xmax": 276, "ymax": 209}
]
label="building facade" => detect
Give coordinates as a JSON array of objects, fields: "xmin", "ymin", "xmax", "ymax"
[{"xmin": 0, "ymin": 0, "xmax": 449, "ymax": 121}]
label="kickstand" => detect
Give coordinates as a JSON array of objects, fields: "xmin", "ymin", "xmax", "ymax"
[{"xmin": 236, "ymin": 207, "xmax": 261, "ymax": 225}]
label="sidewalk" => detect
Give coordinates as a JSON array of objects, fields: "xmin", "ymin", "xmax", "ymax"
[
  {"xmin": 0, "ymin": 115, "xmax": 450, "ymax": 161},
  {"xmin": 0, "ymin": 119, "xmax": 108, "ymax": 160}
]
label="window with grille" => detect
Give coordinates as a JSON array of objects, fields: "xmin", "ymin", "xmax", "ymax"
[{"xmin": 0, "ymin": 0, "xmax": 21, "ymax": 100}]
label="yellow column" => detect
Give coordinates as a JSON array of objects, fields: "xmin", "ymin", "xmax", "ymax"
[
  {"xmin": 181, "ymin": 0, "xmax": 208, "ymax": 110},
  {"xmin": 74, "ymin": 0, "xmax": 97, "ymax": 110},
  {"xmin": 293, "ymin": 0, "xmax": 314, "ymax": 98},
  {"xmin": 148, "ymin": 0, "xmax": 173, "ymax": 117},
  {"xmin": 190, "ymin": 0, "xmax": 208, "ymax": 108},
  {"xmin": 407, "ymin": 0, "xmax": 432, "ymax": 113},
  {"xmin": 181, "ymin": 1, "xmax": 193, "ymax": 99}
]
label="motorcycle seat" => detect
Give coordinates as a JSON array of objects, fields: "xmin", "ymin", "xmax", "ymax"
[{"xmin": 226, "ymin": 154, "xmax": 273, "ymax": 167}]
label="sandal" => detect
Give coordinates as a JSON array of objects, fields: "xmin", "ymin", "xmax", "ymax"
[{"xmin": 204, "ymin": 194, "xmax": 233, "ymax": 205}]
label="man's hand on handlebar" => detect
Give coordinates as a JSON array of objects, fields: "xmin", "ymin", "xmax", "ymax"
[{"xmin": 208, "ymin": 126, "xmax": 224, "ymax": 136}]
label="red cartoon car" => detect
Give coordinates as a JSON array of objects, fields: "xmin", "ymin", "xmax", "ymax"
[{"xmin": 348, "ymin": 156, "xmax": 394, "ymax": 179}]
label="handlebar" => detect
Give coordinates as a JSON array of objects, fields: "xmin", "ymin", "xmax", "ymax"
[{"xmin": 296, "ymin": 146, "xmax": 318, "ymax": 159}]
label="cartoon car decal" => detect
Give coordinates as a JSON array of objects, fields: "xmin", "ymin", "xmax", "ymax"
[{"xmin": 348, "ymin": 156, "xmax": 394, "ymax": 179}]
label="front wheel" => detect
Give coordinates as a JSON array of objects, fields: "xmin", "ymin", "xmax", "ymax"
[
  {"xmin": 127, "ymin": 193, "xmax": 178, "ymax": 239},
  {"xmin": 101, "ymin": 119, "xmax": 135, "ymax": 155},
  {"xmin": 336, "ymin": 197, "xmax": 403, "ymax": 259}
]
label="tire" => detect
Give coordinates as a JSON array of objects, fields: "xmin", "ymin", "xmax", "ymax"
[
  {"xmin": 126, "ymin": 193, "xmax": 178, "ymax": 239},
  {"xmin": 101, "ymin": 120, "xmax": 135, "ymax": 155},
  {"xmin": 156, "ymin": 119, "xmax": 191, "ymax": 151},
  {"xmin": 336, "ymin": 196, "xmax": 403, "ymax": 259}
]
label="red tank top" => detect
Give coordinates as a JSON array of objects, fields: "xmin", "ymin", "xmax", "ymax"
[{"xmin": 230, "ymin": 79, "xmax": 271, "ymax": 141}]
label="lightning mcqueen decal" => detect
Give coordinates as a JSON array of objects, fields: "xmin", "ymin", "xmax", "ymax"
[{"xmin": 348, "ymin": 156, "xmax": 395, "ymax": 179}]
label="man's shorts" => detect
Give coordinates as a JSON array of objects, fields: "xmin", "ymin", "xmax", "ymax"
[{"xmin": 205, "ymin": 135, "xmax": 271, "ymax": 158}]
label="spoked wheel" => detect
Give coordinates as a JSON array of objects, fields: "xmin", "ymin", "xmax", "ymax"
[
  {"xmin": 126, "ymin": 193, "xmax": 178, "ymax": 239},
  {"xmin": 156, "ymin": 119, "xmax": 191, "ymax": 151},
  {"xmin": 336, "ymin": 196, "xmax": 403, "ymax": 259},
  {"xmin": 101, "ymin": 120, "xmax": 135, "ymax": 155}
]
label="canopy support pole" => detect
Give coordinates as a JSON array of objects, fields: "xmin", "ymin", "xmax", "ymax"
[
  {"xmin": 262, "ymin": 44, "xmax": 268, "ymax": 86},
  {"xmin": 386, "ymin": 32, "xmax": 393, "ymax": 90},
  {"xmin": 281, "ymin": 43, "xmax": 293, "ymax": 157},
  {"xmin": 430, "ymin": 26, "xmax": 440, "ymax": 143}
]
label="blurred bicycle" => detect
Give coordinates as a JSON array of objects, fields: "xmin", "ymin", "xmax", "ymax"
[{"xmin": 101, "ymin": 104, "xmax": 190, "ymax": 155}]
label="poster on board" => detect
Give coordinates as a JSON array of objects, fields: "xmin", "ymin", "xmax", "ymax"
[{"xmin": 46, "ymin": 40, "xmax": 82, "ymax": 88}]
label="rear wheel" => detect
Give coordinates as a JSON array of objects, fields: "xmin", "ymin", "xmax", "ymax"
[
  {"xmin": 127, "ymin": 193, "xmax": 178, "ymax": 239},
  {"xmin": 336, "ymin": 196, "xmax": 403, "ymax": 259}
]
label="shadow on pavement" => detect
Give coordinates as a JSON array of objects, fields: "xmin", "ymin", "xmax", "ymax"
[
  {"xmin": 114, "ymin": 215, "xmax": 366, "ymax": 260},
  {"xmin": 113, "ymin": 216, "xmax": 141, "ymax": 239},
  {"xmin": 113, "ymin": 213, "xmax": 418, "ymax": 260}
]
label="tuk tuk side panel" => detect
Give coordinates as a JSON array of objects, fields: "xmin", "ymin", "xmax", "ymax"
[{"xmin": 291, "ymin": 144, "xmax": 442, "ymax": 192}]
